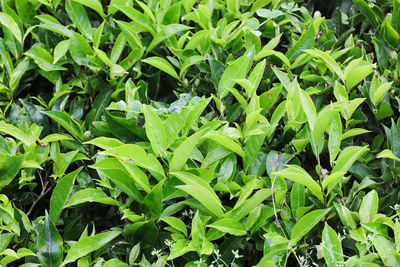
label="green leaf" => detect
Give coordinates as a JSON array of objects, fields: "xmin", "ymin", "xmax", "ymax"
[
  {"xmin": 114, "ymin": 20, "xmax": 143, "ymax": 49},
  {"xmin": 305, "ymin": 49, "xmax": 344, "ymax": 81},
  {"xmin": 218, "ymin": 47, "xmax": 254, "ymax": 98},
  {"xmin": 377, "ymin": 149, "xmax": 400, "ymax": 162},
  {"xmin": 65, "ymin": 0, "xmax": 92, "ymax": 39},
  {"xmin": 381, "ymin": 17, "xmax": 400, "ymax": 48},
  {"xmin": 84, "ymin": 137, "xmax": 124, "ymax": 150},
  {"xmin": 0, "ymin": 154, "xmax": 24, "ymax": 190},
  {"xmin": 0, "ymin": 12, "xmax": 22, "ymax": 44},
  {"xmin": 49, "ymin": 168, "xmax": 82, "ymax": 223},
  {"xmin": 344, "ymin": 58, "xmax": 375, "ymax": 91},
  {"xmin": 90, "ymin": 158, "xmax": 149, "ymax": 198},
  {"xmin": 169, "ymin": 129, "xmax": 206, "ymax": 171},
  {"xmin": 113, "ymin": 5, "xmax": 155, "ymax": 35},
  {"xmin": 25, "ymin": 47, "xmax": 66, "ymax": 72},
  {"xmin": 53, "ymin": 40, "xmax": 70, "ymax": 64},
  {"xmin": 176, "ymin": 184, "xmax": 224, "ymax": 217},
  {"xmin": 0, "ymin": 122, "xmax": 35, "ymax": 146},
  {"xmin": 203, "ymin": 131, "xmax": 245, "ymax": 158},
  {"xmin": 332, "ymin": 146, "xmax": 368, "ymax": 173},
  {"xmin": 72, "ymin": 0, "xmax": 104, "ymax": 17},
  {"xmin": 62, "ymin": 231, "xmax": 121, "ymax": 265},
  {"xmin": 359, "ymin": 190, "xmax": 378, "ymax": 223},
  {"xmin": 41, "ymin": 111, "xmax": 82, "ymax": 141},
  {"xmin": 286, "ymin": 18, "xmax": 323, "ymax": 61},
  {"xmin": 322, "ymin": 223, "xmax": 344, "ymax": 267},
  {"xmin": 129, "ymin": 243, "xmax": 140, "ymax": 265},
  {"xmin": 160, "ymin": 217, "xmax": 187, "ymax": 236},
  {"xmin": 147, "ymin": 24, "xmax": 191, "ymax": 52},
  {"xmin": 291, "ymin": 183, "xmax": 305, "ymax": 220},
  {"xmin": 341, "ymin": 128, "xmax": 370, "ymax": 140},
  {"xmin": 370, "ymin": 235, "xmax": 399, "ymax": 267},
  {"xmin": 394, "ymin": 0, "xmax": 400, "ymax": 33},
  {"xmin": 65, "ymin": 188, "xmax": 120, "ymax": 207},
  {"xmin": 273, "ymin": 165, "xmax": 323, "ymax": 202},
  {"xmin": 142, "ymin": 57, "xmax": 179, "ymax": 80},
  {"xmin": 328, "ymin": 112, "xmax": 342, "ymax": 163},
  {"xmin": 291, "ymin": 209, "xmax": 330, "ymax": 243},
  {"xmin": 372, "ymin": 82, "xmax": 393, "ymax": 105},
  {"xmin": 353, "ymin": 0, "xmax": 380, "ymax": 29},
  {"xmin": 102, "ymin": 144, "xmax": 165, "ymax": 180},
  {"xmin": 321, "ymin": 171, "xmax": 346, "ymax": 194},
  {"xmin": 142, "ymin": 105, "xmax": 168, "ymax": 156},
  {"xmin": 208, "ymin": 218, "xmax": 246, "ymax": 236},
  {"xmin": 37, "ymin": 213, "xmax": 63, "ymax": 267},
  {"xmin": 256, "ymin": 49, "xmax": 290, "ymax": 67},
  {"xmin": 191, "ymin": 211, "xmax": 205, "ymax": 254}
]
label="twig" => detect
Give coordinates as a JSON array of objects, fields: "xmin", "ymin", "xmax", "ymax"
[{"xmin": 27, "ymin": 172, "xmax": 53, "ymax": 217}]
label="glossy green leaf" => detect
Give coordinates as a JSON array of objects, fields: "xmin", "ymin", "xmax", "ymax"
[
  {"xmin": 65, "ymin": 188, "xmax": 120, "ymax": 207},
  {"xmin": 143, "ymin": 105, "xmax": 168, "ymax": 156},
  {"xmin": 0, "ymin": 154, "xmax": 23, "ymax": 190},
  {"xmin": 49, "ymin": 168, "xmax": 82, "ymax": 223},
  {"xmin": 208, "ymin": 218, "xmax": 246, "ymax": 236},
  {"xmin": 344, "ymin": 58, "xmax": 375, "ymax": 91},
  {"xmin": 142, "ymin": 57, "xmax": 179, "ymax": 80},
  {"xmin": 291, "ymin": 209, "xmax": 330, "ymax": 243},
  {"xmin": 41, "ymin": 111, "xmax": 82, "ymax": 141},
  {"xmin": 62, "ymin": 231, "xmax": 121, "ymax": 265},
  {"xmin": 160, "ymin": 217, "xmax": 187, "ymax": 236},
  {"xmin": 37, "ymin": 213, "xmax": 63, "ymax": 267},
  {"xmin": 359, "ymin": 190, "xmax": 378, "ymax": 223},
  {"xmin": 147, "ymin": 24, "xmax": 191, "ymax": 52},
  {"xmin": 0, "ymin": 12, "xmax": 22, "ymax": 44},
  {"xmin": 322, "ymin": 223, "xmax": 344, "ymax": 267},
  {"xmin": 102, "ymin": 144, "xmax": 165, "ymax": 179},
  {"xmin": 72, "ymin": 0, "xmax": 104, "ymax": 17},
  {"xmin": 218, "ymin": 47, "xmax": 254, "ymax": 98},
  {"xmin": 273, "ymin": 165, "xmax": 323, "ymax": 202},
  {"xmin": 65, "ymin": 0, "xmax": 92, "ymax": 39}
]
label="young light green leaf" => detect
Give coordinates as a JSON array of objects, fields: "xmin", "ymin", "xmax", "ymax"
[
  {"xmin": 25, "ymin": 47, "xmax": 67, "ymax": 72},
  {"xmin": 273, "ymin": 165, "xmax": 323, "ymax": 202},
  {"xmin": 359, "ymin": 190, "xmax": 378, "ymax": 223},
  {"xmin": 344, "ymin": 58, "xmax": 375, "ymax": 91},
  {"xmin": 322, "ymin": 223, "xmax": 344, "ymax": 267},
  {"xmin": 176, "ymin": 185, "xmax": 224, "ymax": 217},
  {"xmin": 203, "ymin": 131, "xmax": 245, "ymax": 158},
  {"xmin": 62, "ymin": 231, "xmax": 121, "ymax": 265},
  {"xmin": 305, "ymin": 49, "xmax": 344, "ymax": 81},
  {"xmin": 0, "ymin": 122, "xmax": 35, "ymax": 146},
  {"xmin": 218, "ymin": 47, "xmax": 254, "ymax": 98},
  {"xmin": 370, "ymin": 235, "xmax": 399, "ymax": 267},
  {"xmin": 208, "ymin": 218, "xmax": 246, "ymax": 236},
  {"xmin": 142, "ymin": 57, "xmax": 179, "ymax": 80},
  {"xmin": 65, "ymin": 0, "xmax": 92, "ymax": 39},
  {"xmin": 286, "ymin": 18, "xmax": 323, "ymax": 61},
  {"xmin": 291, "ymin": 209, "xmax": 330, "ymax": 243},
  {"xmin": 373, "ymin": 82, "xmax": 393, "ymax": 105},
  {"xmin": 160, "ymin": 217, "xmax": 187, "ymax": 236},
  {"xmin": 0, "ymin": 12, "xmax": 22, "ymax": 44},
  {"xmin": 72, "ymin": 0, "xmax": 104, "ymax": 17},
  {"xmin": 147, "ymin": 24, "xmax": 191, "ymax": 52},
  {"xmin": 65, "ymin": 188, "xmax": 120, "ymax": 207},
  {"xmin": 83, "ymin": 137, "xmax": 124, "ymax": 150},
  {"xmin": 114, "ymin": 19, "xmax": 142, "ymax": 49},
  {"xmin": 102, "ymin": 144, "xmax": 165, "ymax": 180},
  {"xmin": 143, "ymin": 105, "xmax": 168, "ymax": 156},
  {"xmin": 332, "ymin": 146, "xmax": 368, "ymax": 173}
]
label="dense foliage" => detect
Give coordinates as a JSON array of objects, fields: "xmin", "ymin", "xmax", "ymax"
[{"xmin": 1, "ymin": 0, "xmax": 400, "ymax": 266}]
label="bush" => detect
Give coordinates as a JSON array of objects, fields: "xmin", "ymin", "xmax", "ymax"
[{"xmin": 0, "ymin": 0, "xmax": 400, "ymax": 266}]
